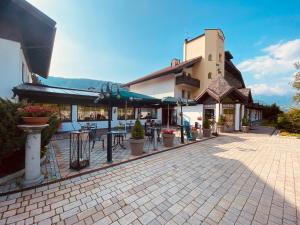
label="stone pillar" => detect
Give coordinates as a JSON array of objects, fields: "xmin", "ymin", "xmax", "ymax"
[
  {"xmin": 18, "ymin": 124, "xmax": 48, "ymax": 186},
  {"xmin": 235, "ymin": 104, "xmax": 241, "ymax": 131},
  {"xmin": 241, "ymin": 104, "xmax": 245, "ymax": 127},
  {"xmin": 215, "ymin": 103, "xmax": 220, "ymax": 123}
]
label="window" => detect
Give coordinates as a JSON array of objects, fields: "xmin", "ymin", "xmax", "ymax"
[
  {"xmin": 181, "ymin": 89, "xmax": 186, "ymax": 98},
  {"xmin": 208, "ymin": 72, "xmax": 212, "ymax": 79},
  {"xmin": 117, "ymin": 107, "xmax": 135, "ymax": 120},
  {"xmin": 219, "ymin": 53, "xmax": 222, "ymax": 62},
  {"xmin": 187, "ymin": 91, "xmax": 191, "ymax": 99},
  {"xmin": 77, "ymin": 105, "xmax": 108, "ymax": 121},
  {"xmin": 139, "ymin": 108, "xmax": 157, "ymax": 119},
  {"xmin": 208, "ymin": 54, "xmax": 212, "ymax": 61},
  {"xmin": 33, "ymin": 103, "xmax": 71, "ymax": 122}
]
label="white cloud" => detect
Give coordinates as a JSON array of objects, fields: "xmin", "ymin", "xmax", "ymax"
[
  {"xmin": 238, "ymin": 39, "xmax": 300, "ymax": 79},
  {"xmin": 248, "ymin": 83, "xmax": 287, "ymax": 96}
]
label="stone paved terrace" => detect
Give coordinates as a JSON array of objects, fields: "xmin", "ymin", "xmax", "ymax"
[{"xmin": 0, "ymin": 126, "xmax": 299, "ymax": 225}]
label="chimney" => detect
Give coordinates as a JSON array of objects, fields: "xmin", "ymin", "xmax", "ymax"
[{"xmin": 171, "ymin": 58, "xmax": 181, "ymax": 67}]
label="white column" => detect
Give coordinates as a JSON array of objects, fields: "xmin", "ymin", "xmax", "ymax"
[
  {"xmin": 241, "ymin": 104, "xmax": 245, "ymax": 118},
  {"xmin": 215, "ymin": 103, "xmax": 220, "ymax": 123},
  {"xmin": 235, "ymin": 104, "xmax": 241, "ymax": 131},
  {"xmin": 18, "ymin": 124, "xmax": 48, "ymax": 186}
]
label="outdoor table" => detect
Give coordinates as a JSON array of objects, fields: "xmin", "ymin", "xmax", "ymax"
[{"xmin": 110, "ymin": 130, "xmax": 127, "ymax": 150}]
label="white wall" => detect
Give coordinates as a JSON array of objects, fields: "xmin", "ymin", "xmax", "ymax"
[
  {"xmin": 176, "ymin": 105, "xmax": 203, "ymax": 127},
  {"xmin": 0, "ymin": 38, "xmax": 31, "ymax": 99},
  {"xmin": 129, "ymin": 75, "xmax": 175, "ymax": 99}
]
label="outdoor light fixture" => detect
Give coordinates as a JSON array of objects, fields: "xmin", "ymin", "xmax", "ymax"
[{"xmin": 95, "ymin": 82, "xmax": 121, "ymax": 163}]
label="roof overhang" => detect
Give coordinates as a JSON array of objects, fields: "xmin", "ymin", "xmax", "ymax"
[
  {"xmin": 0, "ymin": 0, "xmax": 56, "ymax": 78},
  {"xmin": 196, "ymin": 88, "xmax": 247, "ymax": 104}
]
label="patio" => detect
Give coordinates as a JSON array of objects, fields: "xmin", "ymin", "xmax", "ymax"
[
  {"xmin": 0, "ymin": 125, "xmax": 299, "ymax": 225},
  {"xmin": 0, "ymin": 127, "xmax": 210, "ymax": 194}
]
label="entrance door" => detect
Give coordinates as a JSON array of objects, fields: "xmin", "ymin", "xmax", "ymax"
[
  {"xmin": 162, "ymin": 107, "xmax": 177, "ymax": 126},
  {"xmin": 223, "ymin": 108, "xmax": 235, "ymax": 132},
  {"xmin": 204, "ymin": 109, "xmax": 215, "ymax": 120}
]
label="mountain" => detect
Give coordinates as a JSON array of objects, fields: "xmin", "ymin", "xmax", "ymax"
[{"xmin": 254, "ymin": 95, "xmax": 296, "ymax": 112}]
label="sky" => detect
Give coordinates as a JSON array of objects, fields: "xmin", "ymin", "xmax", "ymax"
[{"xmin": 28, "ymin": 0, "xmax": 300, "ymax": 102}]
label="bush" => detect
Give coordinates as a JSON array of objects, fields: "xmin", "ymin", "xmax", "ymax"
[
  {"xmin": 278, "ymin": 108, "xmax": 300, "ymax": 133},
  {"xmin": 262, "ymin": 103, "xmax": 282, "ymax": 122},
  {"xmin": 0, "ymin": 99, "xmax": 59, "ymax": 177},
  {"xmin": 203, "ymin": 118, "xmax": 211, "ymax": 129},
  {"xmin": 131, "ymin": 119, "xmax": 144, "ymax": 139},
  {"xmin": 242, "ymin": 117, "xmax": 249, "ymax": 126},
  {"xmin": 217, "ymin": 115, "xmax": 225, "ymax": 126}
]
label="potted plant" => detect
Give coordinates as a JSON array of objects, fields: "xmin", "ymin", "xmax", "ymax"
[
  {"xmin": 191, "ymin": 126, "xmax": 198, "ymax": 141},
  {"xmin": 242, "ymin": 117, "xmax": 250, "ymax": 133},
  {"xmin": 202, "ymin": 118, "xmax": 211, "ymax": 137},
  {"xmin": 162, "ymin": 129, "xmax": 175, "ymax": 147},
  {"xmin": 17, "ymin": 105, "xmax": 54, "ymax": 125},
  {"xmin": 129, "ymin": 119, "xmax": 145, "ymax": 156},
  {"xmin": 217, "ymin": 115, "xmax": 225, "ymax": 133}
]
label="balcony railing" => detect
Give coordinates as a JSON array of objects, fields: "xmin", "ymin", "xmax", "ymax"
[{"xmin": 175, "ymin": 73, "xmax": 200, "ymax": 88}]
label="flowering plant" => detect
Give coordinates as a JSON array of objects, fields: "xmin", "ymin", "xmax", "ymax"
[
  {"xmin": 162, "ymin": 129, "xmax": 175, "ymax": 134},
  {"xmin": 17, "ymin": 105, "xmax": 54, "ymax": 117},
  {"xmin": 191, "ymin": 126, "xmax": 198, "ymax": 132}
]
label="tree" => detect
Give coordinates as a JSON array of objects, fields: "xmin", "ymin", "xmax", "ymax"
[{"xmin": 293, "ymin": 62, "xmax": 300, "ymax": 103}]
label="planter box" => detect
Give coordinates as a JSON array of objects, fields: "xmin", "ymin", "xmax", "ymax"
[
  {"xmin": 191, "ymin": 131, "xmax": 198, "ymax": 141},
  {"xmin": 242, "ymin": 126, "xmax": 250, "ymax": 133},
  {"xmin": 203, "ymin": 128, "xmax": 211, "ymax": 137},
  {"xmin": 130, "ymin": 138, "xmax": 144, "ymax": 156},
  {"xmin": 22, "ymin": 117, "xmax": 49, "ymax": 125},
  {"xmin": 162, "ymin": 133, "xmax": 175, "ymax": 147},
  {"xmin": 217, "ymin": 125, "xmax": 225, "ymax": 133}
]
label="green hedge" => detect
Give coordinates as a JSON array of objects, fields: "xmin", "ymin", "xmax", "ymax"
[{"xmin": 277, "ymin": 108, "xmax": 300, "ymax": 133}]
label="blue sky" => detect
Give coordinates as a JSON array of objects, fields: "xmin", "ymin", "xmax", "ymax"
[{"xmin": 28, "ymin": 0, "xmax": 300, "ymax": 102}]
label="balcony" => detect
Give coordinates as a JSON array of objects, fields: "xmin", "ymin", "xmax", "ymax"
[{"xmin": 175, "ymin": 73, "xmax": 200, "ymax": 88}]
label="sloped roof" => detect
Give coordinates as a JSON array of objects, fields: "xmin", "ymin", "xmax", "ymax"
[
  {"xmin": 124, "ymin": 57, "xmax": 201, "ymax": 86},
  {"xmin": 195, "ymin": 75, "xmax": 248, "ymax": 103},
  {"xmin": 0, "ymin": 0, "xmax": 56, "ymax": 78}
]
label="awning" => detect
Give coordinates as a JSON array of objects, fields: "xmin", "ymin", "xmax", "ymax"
[{"xmin": 161, "ymin": 96, "xmax": 197, "ymax": 106}]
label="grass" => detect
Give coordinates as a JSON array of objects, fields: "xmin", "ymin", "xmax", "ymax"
[
  {"xmin": 260, "ymin": 120, "xmax": 277, "ymax": 127},
  {"xmin": 280, "ymin": 130, "xmax": 300, "ymax": 137}
]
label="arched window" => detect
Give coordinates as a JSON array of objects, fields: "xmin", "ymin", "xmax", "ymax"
[
  {"xmin": 219, "ymin": 53, "xmax": 222, "ymax": 62},
  {"xmin": 208, "ymin": 54, "xmax": 212, "ymax": 61},
  {"xmin": 208, "ymin": 72, "xmax": 212, "ymax": 79}
]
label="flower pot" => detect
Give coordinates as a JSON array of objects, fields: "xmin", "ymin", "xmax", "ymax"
[
  {"xmin": 242, "ymin": 126, "xmax": 250, "ymax": 133},
  {"xmin": 217, "ymin": 125, "xmax": 225, "ymax": 133},
  {"xmin": 22, "ymin": 117, "xmax": 49, "ymax": 125},
  {"xmin": 203, "ymin": 128, "xmax": 211, "ymax": 137},
  {"xmin": 162, "ymin": 133, "xmax": 175, "ymax": 147},
  {"xmin": 191, "ymin": 131, "xmax": 198, "ymax": 141},
  {"xmin": 130, "ymin": 138, "xmax": 145, "ymax": 156}
]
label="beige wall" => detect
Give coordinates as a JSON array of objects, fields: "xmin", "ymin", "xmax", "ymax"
[{"xmin": 183, "ymin": 29, "xmax": 225, "ymax": 97}]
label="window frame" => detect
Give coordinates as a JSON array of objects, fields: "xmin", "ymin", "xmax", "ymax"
[{"xmin": 117, "ymin": 107, "xmax": 136, "ymax": 120}]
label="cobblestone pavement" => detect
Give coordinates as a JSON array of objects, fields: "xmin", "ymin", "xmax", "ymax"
[{"xmin": 0, "ymin": 128, "xmax": 299, "ymax": 225}]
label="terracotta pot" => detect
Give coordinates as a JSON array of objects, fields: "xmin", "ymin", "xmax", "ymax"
[
  {"xmin": 162, "ymin": 133, "xmax": 175, "ymax": 147},
  {"xmin": 191, "ymin": 131, "xmax": 198, "ymax": 141},
  {"xmin": 203, "ymin": 128, "xmax": 211, "ymax": 137},
  {"xmin": 22, "ymin": 117, "xmax": 49, "ymax": 125},
  {"xmin": 218, "ymin": 125, "xmax": 225, "ymax": 133},
  {"xmin": 130, "ymin": 138, "xmax": 144, "ymax": 156},
  {"xmin": 242, "ymin": 126, "xmax": 250, "ymax": 133}
]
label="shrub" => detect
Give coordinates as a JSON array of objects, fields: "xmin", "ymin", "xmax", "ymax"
[
  {"xmin": 203, "ymin": 118, "xmax": 211, "ymax": 129},
  {"xmin": 242, "ymin": 117, "xmax": 249, "ymax": 126},
  {"xmin": 131, "ymin": 119, "xmax": 144, "ymax": 139},
  {"xmin": 278, "ymin": 108, "xmax": 300, "ymax": 133},
  {"xmin": 217, "ymin": 115, "xmax": 225, "ymax": 126},
  {"xmin": 41, "ymin": 114, "xmax": 60, "ymax": 151}
]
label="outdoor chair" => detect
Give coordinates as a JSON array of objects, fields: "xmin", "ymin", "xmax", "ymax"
[
  {"xmin": 144, "ymin": 123, "xmax": 154, "ymax": 150},
  {"xmin": 90, "ymin": 128, "xmax": 105, "ymax": 150}
]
